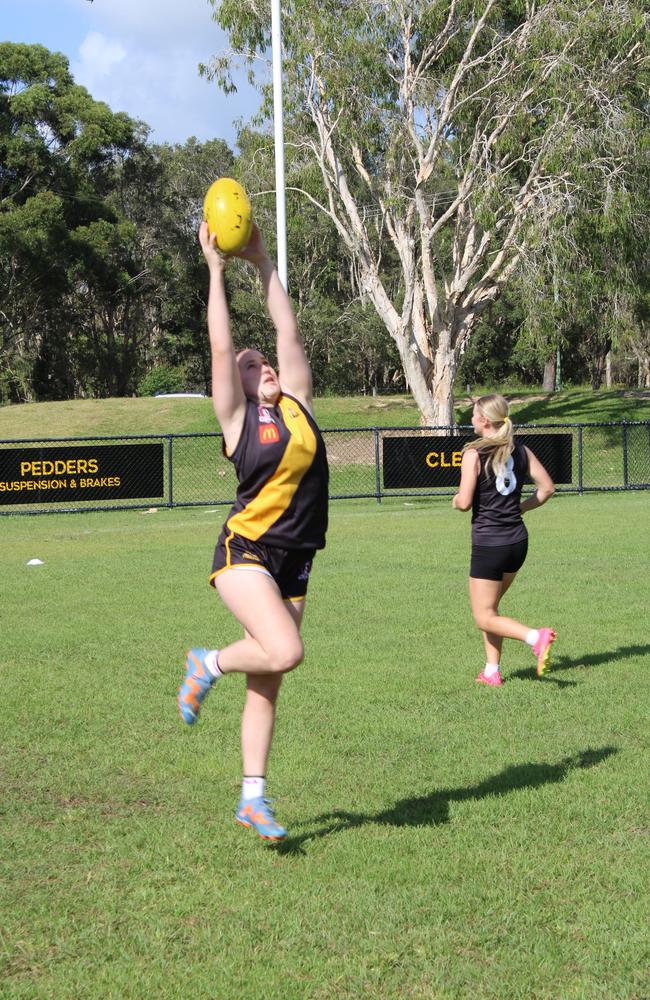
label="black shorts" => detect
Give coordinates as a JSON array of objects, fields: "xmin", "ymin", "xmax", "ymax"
[
  {"xmin": 470, "ymin": 539, "xmax": 528, "ymax": 581},
  {"xmin": 209, "ymin": 530, "xmax": 316, "ymax": 601}
]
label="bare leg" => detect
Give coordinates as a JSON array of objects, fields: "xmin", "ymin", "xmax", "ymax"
[
  {"xmin": 469, "ymin": 573, "xmax": 530, "ymax": 648},
  {"xmin": 214, "ymin": 574, "xmax": 307, "ymax": 837},
  {"xmin": 480, "ymin": 572, "xmax": 518, "ymax": 665},
  {"xmin": 215, "ymin": 570, "xmax": 304, "ymax": 675},
  {"xmin": 482, "ymin": 629, "xmax": 502, "ymax": 665},
  {"xmin": 240, "ymin": 601, "xmax": 304, "ymax": 776}
]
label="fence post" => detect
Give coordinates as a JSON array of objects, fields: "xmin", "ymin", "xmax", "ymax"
[
  {"xmin": 578, "ymin": 425, "xmax": 584, "ymax": 495},
  {"xmin": 373, "ymin": 428, "xmax": 382, "ymax": 503},
  {"xmin": 167, "ymin": 435, "xmax": 174, "ymax": 507},
  {"xmin": 622, "ymin": 420, "xmax": 629, "ymax": 489}
]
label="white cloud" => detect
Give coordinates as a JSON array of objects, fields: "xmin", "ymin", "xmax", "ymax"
[
  {"xmin": 75, "ymin": 39, "xmax": 239, "ymax": 144},
  {"xmin": 78, "ymin": 32, "xmax": 126, "ymax": 79},
  {"xmin": 82, "ymin": 0, "xmax": 214, "ymax": 47},
  {"xmin": 1, "ymin": 0, "xmax": 262, "ymax": 146},
  {"xmin": 69, "ymin": 0, "xmax": 261, "ymax": 146}
]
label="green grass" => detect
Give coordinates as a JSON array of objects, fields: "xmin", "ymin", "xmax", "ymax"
[
  {"xmin": 0, "ymin": 388, "xmax": 648, "ymax": 441},
  {"xmin": 453, "ymin": 388, "xmax": 650, "ymax": 426},
  {"xmin": 1, "ymin": 493, "xmax": 649, "ymax": 998}
]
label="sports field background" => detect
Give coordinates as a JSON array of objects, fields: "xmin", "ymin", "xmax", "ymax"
[
  {"xmin": 1, "ymin": 486, "xmax": 648, "ymax": 999},
  {"xmin": 1, "ymin": 387, "xmax": 648, "ymax": 439},
  {"xmin": 2, "ymin": 389, "xmax": 647, "ymax": 516}
]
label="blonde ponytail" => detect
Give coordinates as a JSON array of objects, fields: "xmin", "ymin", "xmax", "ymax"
[{"xmin": 463, "ymin": 394, "xmax": 515, "ymax": 477}]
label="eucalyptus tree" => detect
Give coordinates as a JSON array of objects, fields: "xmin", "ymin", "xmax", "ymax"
[
  {"xmin": 206, "ymin": 0, "xmax": 648, "ymax": 423},
  {"xmin": 627, "ymin": 281, "xmax": 650, "ymax": 388},
  {"xmin": 612, "ymin": 234, "xmax": 650, "ymax": 389},
  {"xmin": 516, "ymin": 143, "xmax": 650, "ymax": 392},
  {"xmin": 186, "ymin": 124, "xmax": 401, "ymax": 394}
]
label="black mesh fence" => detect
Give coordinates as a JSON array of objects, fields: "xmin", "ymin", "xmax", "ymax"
[
  {"xmin": 1, "ymin": 421, "xmax": 648, "ymax": 515},
  {"xmin": 330, "ymin": 422, "xmax": 650, "ymax": 498}
]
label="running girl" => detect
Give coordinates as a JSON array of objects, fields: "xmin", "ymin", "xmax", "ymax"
[{"xmin": 452, "ymin": 394, "xmax": 556, "ymax": 686}]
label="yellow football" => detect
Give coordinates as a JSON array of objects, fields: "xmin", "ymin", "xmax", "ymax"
[{"xmin": 203, "ymin": 178, "xmax": 253, "ymax": 254}]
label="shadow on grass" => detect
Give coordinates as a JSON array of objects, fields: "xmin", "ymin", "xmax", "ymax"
[
  {"xmin": 509, "ymin": 643, "xmax": 650, "ymax": 684},
  {"xmin": 510, "ymin": 391, "xmax": 642, "ymax": 425},
  {"xmin": 275, "ymin": 746, "xmax": 618, "ymax": 856},
  {"xmin": 456, "ymin": 390, "xmax": 648, "ymax": 431},
  {"xmin": 507, "ymin": 665, "xmax": 577, "ymax": 687}
]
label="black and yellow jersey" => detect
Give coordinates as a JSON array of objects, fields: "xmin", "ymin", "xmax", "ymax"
[{"xmin": 224, "ymin": 393, "xmax": 328, "ymax": 549}]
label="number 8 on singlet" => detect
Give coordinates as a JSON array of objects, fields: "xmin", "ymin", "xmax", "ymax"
[{"xmin": 495, "ymin": 456, "xmax": 517, "ymax": 496}]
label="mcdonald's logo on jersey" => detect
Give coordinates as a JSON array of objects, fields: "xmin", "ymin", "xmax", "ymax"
[{"xmin": 259, "ymin": 424, "xmax": 281, "ymax": 444}]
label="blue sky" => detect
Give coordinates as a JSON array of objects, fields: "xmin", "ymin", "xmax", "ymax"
[{"xmin": 0, "ymin": 0, "xmax": 261, "ymax": 148}]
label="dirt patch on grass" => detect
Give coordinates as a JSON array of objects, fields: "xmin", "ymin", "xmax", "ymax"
[{"xmin": 325, "ymin": 432, "xmax": 376, "ymax": 465}]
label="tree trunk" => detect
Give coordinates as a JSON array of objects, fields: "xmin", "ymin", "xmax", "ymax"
[
  {"xmin": 590, "ymin": 336, "xmax": 612, "ymax": 390},
  {"xmin": 639, "ymin": 356, "xmax": 650, "ymax": 390},
  {"xmin": 399, "ymin": 345, "xmax": 438, "ymax": 425},
  {"xmin": 361, "ymin": 270, "xmax": 457, "ymax": 425},
  {"xmin": 629, "ymin": 341, "xmax": 650, "ymax": 389},
  {"xmin": 542, "ymin": 358, "xmax": 556, "ymax": 392},
  {"xmin": 429, "ymin": 348, "xmax": 456, "ymax": 428},
  {"xmin": 392, "ymin": 327, "xmax": 456, "ymax": 427},
  {"xmin": 605, "ymin": 351, "xmax": 612, "ymax": 388},
  {"xmin": 591, "ymin": 355, "xmax": 605, "ymax": 390}
]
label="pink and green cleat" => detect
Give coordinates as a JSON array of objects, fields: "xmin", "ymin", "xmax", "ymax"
[
  {"xmin": 533, "ymin": 628, "xmax": 556, "ymax": 676},
  {"xmin": 476, "ymin": 670, "xmax": 502, "ymax": 687}
]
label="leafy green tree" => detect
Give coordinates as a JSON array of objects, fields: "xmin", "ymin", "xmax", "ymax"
[
  {"xmin": 516, "ymin": 148, "xmax": 649, "ymax": 392},
  {"xmin": 207, "ymin": 0, "xmax": 648, "ymax": 422},
  {"xmin": 105, "ymin": 136, "xmax": 236, "ymax": 393},
  {"xmin": 0, "ymin": 44, "xmax": 238, "ymax": 401},
  {"xmin": 457, "ymin": 285, "xmax": 525, "ymax": 390},
  {"xmin": 0, "ymin": 42, "xmax": 139, "ymax": 400}
]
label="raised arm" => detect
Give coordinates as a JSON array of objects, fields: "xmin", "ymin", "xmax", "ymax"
[
  {"xmin": 520, "ymin": 447, "xmax": 555, "ymax": 512},
  {"xmin": 238, "ymin": 226, "xmax": 313, "ymax": 411},
  {"xmin": 198, "ymin": 221, "xmax": 246, "ymax": 454}
]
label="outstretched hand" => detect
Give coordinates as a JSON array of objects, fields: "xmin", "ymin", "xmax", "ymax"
[
  {"xmin": 198, "ymin": 221, "xmax": 269, "ymax": 274},
  {"xmin": 233, "ymin": 223, "xmax": 269, "ymax": 268},
  {"xmin": 198, "ymin": 221, "xmax": 226, "ymax": 273}
]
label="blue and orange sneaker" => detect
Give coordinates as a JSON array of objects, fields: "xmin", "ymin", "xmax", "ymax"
[
  {"xmin": 533, "ymin": 628, "xmax": 556, "ymax": 677},
  {"xmin": 178, "ymin": 648, "xmax": 218, "ymax": 725},
  {"xmin": 235, "ymin": 797, "xmax": 287, "ymax": 841}
]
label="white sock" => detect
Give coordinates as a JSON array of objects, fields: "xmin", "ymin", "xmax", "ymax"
[
  {"xmin": 242, "ymin": 776, "xmax": 265, "ymax": 801},
  {"xmin": 525, "ymin": 630, "xmax": 539, "ymax": 647},
  {"xmin": 204, "ymin": 649, "xmax": 223, "ymax": 679},
  {"xmin": 484, "ymin": 663, "xmax": 500, "ymax": 678}
]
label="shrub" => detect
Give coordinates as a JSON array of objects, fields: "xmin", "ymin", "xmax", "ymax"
[{"xmin": 137, "ymin": 365, "xmax": 187, "ymax": 397}]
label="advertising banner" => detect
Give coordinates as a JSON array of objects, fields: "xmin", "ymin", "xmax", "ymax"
[
  {"xmin": 0, "ymin": 443, "xmax": 164, "ymax": 505},
  {"xmin": 382, "ymin": 434, "xmax": 573, "ymax": 489}
]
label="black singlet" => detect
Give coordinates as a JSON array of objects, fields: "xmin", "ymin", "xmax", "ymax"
[
  {"xmin": 224, "ymin": 393, "xmax": 328, "ymax": 550},
  {"xmin": 471, "ymin": 442, "xmax": 529, "ymax": 546}
]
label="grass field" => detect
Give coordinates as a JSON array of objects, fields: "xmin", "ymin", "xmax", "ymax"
[
  {"xmin": 0, "ymin": 387, "xmax": 648, "ymax": 440},
  {"xmin": 1, "ymin": 491, "xmax": 649, "ymax": 999}
]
